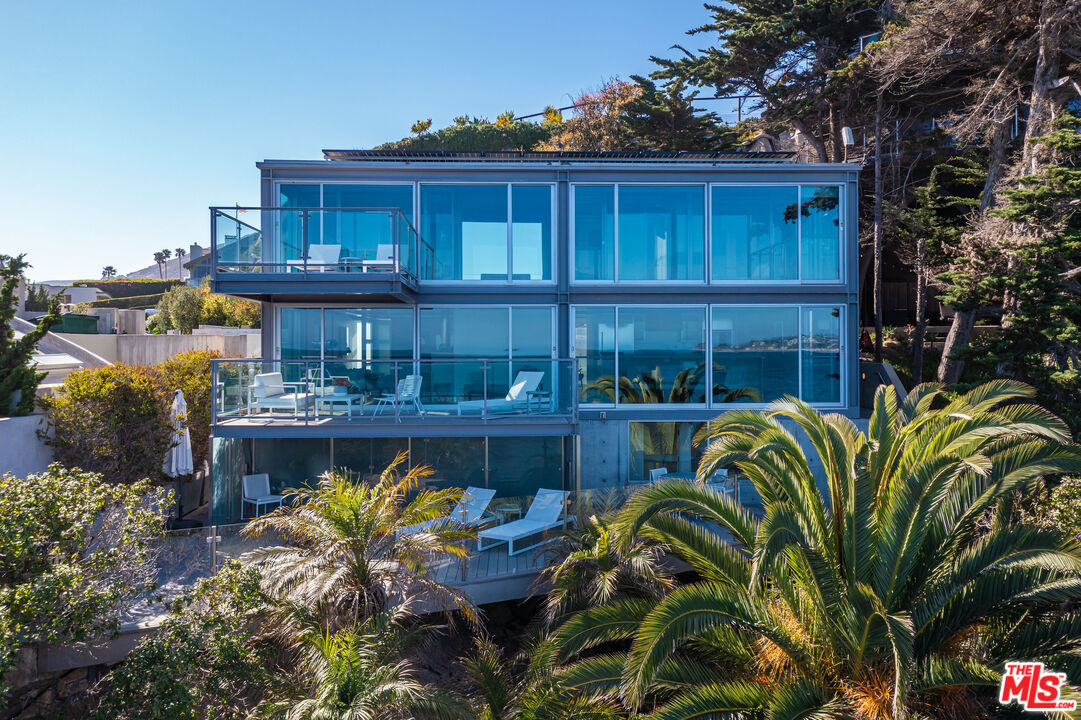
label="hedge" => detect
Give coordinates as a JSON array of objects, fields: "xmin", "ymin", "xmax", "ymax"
[
  {"xmin": 81, "ymin": 293, "xmax": 163, "ymax": 310},
  {"xmin": 69, "ymin": 279, "xmax": 183, "ymax": 299}
]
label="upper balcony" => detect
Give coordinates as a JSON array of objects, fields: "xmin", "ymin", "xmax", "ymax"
[{"xmin": 210, "ymin": 207, "xmax": 434, "ymax": 301}]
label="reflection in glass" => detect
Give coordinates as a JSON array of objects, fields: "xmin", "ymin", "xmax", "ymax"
[
  {"xmin": 574, "ymin": 186, "xmax": 615, "ymax": 280},
  {"xmin": 802, "ymin": 307, "xmax": 842, "ymax": 403},
  {"xmin": 332, "ymin": 438, "xmax": 409, "ymax": 482},
  {"xmin": 629, "ymin": 422, "xmax": 705, "ymax": 484},
  {"xmin": 800, "ymin": 186, "xmax": 841, "ymax": 280},
  {"xmin": 488, "ymin": 437, "xmax": 564, "ymax": 501},
  {"xmin": 279, "ymin": 184, "xmax": 320, "ymax": 262},
  {"xmin": 420, "ymin": 185, "xmax": 507, "ymax": 280},
  {"xmin": 419, "ymin": 307, "xmax": 509, "ymax": 403},
  {"xmin": 617, "ymin": 186, "xmax": 704, "ymax": 281},
  {"xmin": 253, "ymin": 437, "xmax": 331, "ymax": 494},
  {"xmin": 410, "ymin": 437, "xmax": 486, "ymax": 492},
  {"xmin": 511, "ymin": 186, "xmax": 551, "ymax": 280},
  {"xmin": 711, "ymin": 186, "xmax": 798, "ymax": 280},
  {"xmin": 323, "ymin": 308, "xmax": 414, "ymax": 397},
  {"xmin": 711, "ymin": 306, "xmax": 797, "ymax": 403},
  {"xmin": 574, "ymin": 306, "xmax": 616, "ymax": 404},
  {"xmin": 615, "ymin": 307, "xmax": 706, "ymax": 404},
  {"xmin": 323, "ymin": 185, "xmax": 413, "ymax": 265}
]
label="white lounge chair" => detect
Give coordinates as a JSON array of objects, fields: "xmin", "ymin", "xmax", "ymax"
[
  {"xmin": 242, "ymin": 473, "xmax": 284, "ymax": 518},
  {"xmin": 477, "ymin": 488, "xmax": 572, "ymax": 556},
  {"xmin": 398, "ymin": 486, "xmax": 497, "ymax": 536},
  {"xmin": 372, "ymin": 374, "xmax": 424, "ymax": 419},
  {"xmin": 361, "ymin": 243, "xmax": 397, "ymax": 272},
  {"xmin": 456, "ymin": 371, "xmax": 546, "ymax": 416},
  {"xmin": 247, "ymin": 372, "xmax": 314, "ymax": 415},
  {"xmin": 287, "ymin": 243, "xmax": 341, "ymax": 272}
]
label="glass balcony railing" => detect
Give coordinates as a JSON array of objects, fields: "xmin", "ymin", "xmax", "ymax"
[
  {"xmin": 212, "ymin": 358, "xmax": 578, "ymax": 424},
  {"xmin": 210, "ymin": 207, "xmax": 435, "ymax": 281}
]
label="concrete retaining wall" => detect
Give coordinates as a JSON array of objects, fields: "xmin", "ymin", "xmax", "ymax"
[
  {"xmin": 52, "ymin": 332, "xmax": 260, "ymax": 367},
  {"xmin": 0, "ymin": 415, "xmax": 53, "ymax": 478},
  {"xmin": 52, "ymin": 333, "xmax": 119, "ymax": 363}
]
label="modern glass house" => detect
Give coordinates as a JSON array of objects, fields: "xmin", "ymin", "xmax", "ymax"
[{"xmin": 208, "ymin": 150, "xmax": 860, "ymax": 531}]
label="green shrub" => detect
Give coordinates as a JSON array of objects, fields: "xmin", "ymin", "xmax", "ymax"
[
  {"xmin": 40, "ymin": 350, "xmax": 220, "ymax": 483},
  {"xmin": 68, "ymin": 279, "xmax": 182, "ymax": 299},
  {"xmin": 81, "ymin": 292, "xmax": 163, "ymax": 310},
  {"xmin": 157, "ymin": 285, "xmax": 203, "ymax": 334}
]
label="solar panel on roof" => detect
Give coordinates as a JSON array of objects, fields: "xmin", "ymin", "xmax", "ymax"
[{"xmin": 320, "ymin": 149, "xmax": 797, "ymax": 162}]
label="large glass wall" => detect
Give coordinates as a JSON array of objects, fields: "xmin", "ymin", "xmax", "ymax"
[
  {"xmin": 618, "ymin": 186, "xmax": 705, "ymax": 281},
  {"xmin": 574, "ymin": 186, "xmax": 615, "ymax": 281},
  {"xmin": 253, "ymin": 437, "xmax": 331, "ymax": 495},
  {"xmin": 800, "ymin": 186, "xmax": 841, "ymax": 280},
  {"xmin": 333, "ymin": 437, "xmax": 410, "ymax": 482},
  {"xmin": 802, "ymin": 306, "xmax": 842, "ymax": 403},
  {"xmin": 322, "ymin": 184, "xmax": 414, "ymax": 265},
  {"xmin": 323, "ymin": 308, "xmax": 414, "ymax": 396},
  {"xmin": 711, "ymin": 306, "xmax": 798, "ymax": 403},
  {"xmin": 279, "ymin": 184, "xmax": 320, "ymax": 262},
  {"xmin": 488, "ymin": 436, "xmax": 564, "ymax": 501},
  {"xmin": 617, "ymin": 307, "xmax": 707, "ymax": 404},
  {"xmin": 575, "ymin": 305, "xmax": 844, "ymax": 406},
  {"xmin": 629, "ymin": 422, "xmax": 705, "ymax": 483},
  {"xmin": 711, "ymin": 185, "xmax": 798, "ymax": 281},
  {"xmin": 420, "ymin": 184, "xmax": 553, "ymax": 281}
]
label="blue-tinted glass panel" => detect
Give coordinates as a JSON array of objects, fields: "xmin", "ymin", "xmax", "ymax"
[
  {"xmin": 801, "ymin": 307, "xmax": 842, "ymax": 403},
  {"xmin": 511, "ymin": 186, "xmax": 551, "ymax": 280},
  {"xmin": 712, "ymin": 306, "xmax": 798, "ymax": 403},
  {"xmin": 574, "ymin": 306, "xmax": 616, "ymax": 404},
  {"xmin": 419, "ymin": 307, "xmax": 509, "ymax": 404},
  {"xmin": 629, "ymin": 422, "xmax": 705, "ymax": 483},
  {"xmin": 253, "ymin": 437, "xmax": 330, "ymax": 494},
  {"xmin": 323, "ymin": 308, "xmax": 414, "ymax": 397},
  {"xmin": 488, "ymin": 436, "xmax": 564, "ymax": 503},
  {"xmin": 711, "ymin": 186, "xmax": 798, "ymax": 280},
  {"xmin": 323, "ymin": 185, "xmax": 414, "ymax": 266},
  {"xmin": 279, "ymin": 184, "xmax": 320, "ymax": 262},
  {"xmin": 332, "ymin": 438, "xmax": 410, "ymax": 481},
  {"xmin": 420, "ymin": 185, "xmax": 508, "ymax": 280},
  {"xmin": 410, "ymin": 437, "xmax": 486, "ymax": 491},
  {"xmin": 618, "ymin": 186, "xmax": 704, "ymax": 281},
  {"xmin": 574, "ymin": 186, "xmax": 615, "ymax": 281},
  {"xmin": 280, "ymin": 308, "xmax": 322, "ymax": 359},
  {"xmin": 800, "ymin": 186, "xmax": 841, "ymax": 280},
  {"xmin": 617, "ymin": 307, "xmax": 706, "ymax": 404}
]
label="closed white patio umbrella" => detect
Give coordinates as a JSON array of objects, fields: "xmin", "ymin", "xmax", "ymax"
[{"xmin": 164, "ymin": 390, "xmax": 194, "ymax": 517}]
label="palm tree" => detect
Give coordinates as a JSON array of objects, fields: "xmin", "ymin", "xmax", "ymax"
[
  {"xmin": 160, "ymin": 248, "xmax": 173, "ymax": 279},
  {"xmin": 101, "ymin": 265, "xmax": 117, "ymax": 280},
  {"xmin": 152, "ymin": 251, "xmax": 166, "ymax": 279},
  {"xmin": 552, "ymin": 381, "xmax": 1081, "ymax": 718},
  {"xmin": 537, "ymin": 513, "xmax": 673, "ymax": 628},
  {"xmin": 463, "ymin": 636, "xmax": 622, "ymax": 720},
  {"xmin": 175, "ymin": 247, "xmax": 187, "ymax": 279},
  {"xmin": 242, "ymin": 453, "xmax": 479, "ymax": 632},
  {"xmin": 263, "ymin": 605, "xmax": 469, "ymax": 720}
]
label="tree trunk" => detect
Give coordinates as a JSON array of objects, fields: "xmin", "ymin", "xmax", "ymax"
[
  {"xmin": 790, "ymin": 117, "xmax": 829, "ymax": 163},
  {"xmin": 873, "ymin": 94, "xmax": 885, "ymax": 363},
  {"xmin": 912, "ymin": 234, "xmax": 927, "ymax": 385}
]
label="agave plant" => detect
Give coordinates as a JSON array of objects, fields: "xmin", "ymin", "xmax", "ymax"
[
  {"xmin": 551, "ymin": 381, "xmax": 1081, "ymax": 719},
  {"xmin": 242, "ymin": 452, "xmax": 478, "ymax": 631}
]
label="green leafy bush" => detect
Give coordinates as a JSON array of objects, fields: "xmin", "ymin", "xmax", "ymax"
[
  {"xmin": 154, "ymin": 281, "xmax": 260, "ymax": 334},
  {"xmin": 80, "ymin": 292, "xmax": 163, "ymax": 310},
  {"xmin": 91, "ymin": 563, "xmax": 271, "ymax": 720},
  {"xmin": 157, "ymin": 285, "xmax": 203, "ymax": 334},
  {"xmin": 68, "ymin": 279, "xmax": 182, "ymax": 299},
  {"xmin": 40, "ymin": 350, "xmax": 219, "ymax": 483},
  {"xmin": 0, "ymin": 465, "xmax": 169, "ymax": 701}
]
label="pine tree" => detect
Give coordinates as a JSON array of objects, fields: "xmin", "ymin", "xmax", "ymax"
[
  {"xmin": 621, "ymin": 76, "xmax": 736, "ymax": 151},
  {"xmin": 0, "ymin": 255, "xmax": 61, "ymax": 416}
]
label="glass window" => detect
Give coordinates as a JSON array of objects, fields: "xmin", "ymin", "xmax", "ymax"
[
  {"xmin": 511, "ymin": 186, "xmax": 551, "ymax": 280},
  {"xmin": 332, "ymin": 438, "xmax": 409, "ymax": 482},
  {"xmin": 802, "ymin": 307, "xmax": 842, "ymax": 403},
  {"xmin": 279, "ymin": 184, "xmax": 320, "ymax": 262},
  {"xmin": 574, "ymin": 306, "xmax": 616, "ymax": 404},
  {"xmin": 618, "ymin": 186, "xmax": 704, "ymax": 281},
  {"xmin": 410, "ymin": 437, "xmax": 486, "ymax": 492},
  {"xmin": 323, "ymin": 308, "xmax": 413, "ymax": 397},
  {"xmin": 574, "ymin": 186, "xmax": 615, "ymax": 281},
  {"xmin": 800, "ymin": 186, "xmax": 841, "ymax": 280},
  {"xmin": 280, "ymin": 308, "xmax": 322, "ymax": 359},
  {"xmin": 322, "ymin": 185, "xmax": 414, "ymax": 265},
  {"xmin": 488, "ymin": 436, "xmax": 564, "ymax": 502},
  {"xmin": 253, "ymin": 437, "xmax": 330, "ymax": 494},
  {"xmin": 617, "ymin": 307, "xmax": 706, "ymax": 404},
  {"xmin": 711, "ymin": 186, "xmax": 798, "ymax": 281},
  {"xmin": 420, "ymin": 185, "xmax": 508, "ymax": 281},
  {"xmin": 420, "ymin": 307, "xmax": 509, "ymax": 404},
  {"xmin": 712, "ymin": 306, "xmax": 798, "ymax": 404},
  {"xmin": 629, "ymin": 422, "xmax": 705, "ymax": 484}
]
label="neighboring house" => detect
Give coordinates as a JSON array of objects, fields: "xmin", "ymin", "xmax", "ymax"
[
  {"xmin": 183, "ymin": 244, "xmax": 212, "ymax": 286},
  {"xmin": 207, "ymin": 150, "xmax": 860, "ymax": 530},
  {"xmin": 61, "ymin": 285, "xmax": 111, "ymax": 304},
  {"xmin": 123, "ymin": 243, "xmax": 207, "ymax": 280}
]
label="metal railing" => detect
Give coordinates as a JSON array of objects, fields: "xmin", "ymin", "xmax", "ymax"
[
  {"xmin": 211, "ymin": 357, "xmax": 578, "ymax": 425},
  {"xmin": 210, "ymin": 206, "xmax": 437, "ymax": 282}
]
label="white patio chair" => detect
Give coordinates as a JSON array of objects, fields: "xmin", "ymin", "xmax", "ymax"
[
  {"xmin": 456, "ymin": 371, "xmax": 545, "ymax": 416},
  {"xmin": 372, "ymin": 374, "xmax": 424, "ymax": 419},
  {"xmin": 398, "ymin": 486, "xmax": 497, "ymax": 536},
  {"xmin": 477, "ymin": 488, "xmax": 573, "ymax": 556},
  {"xmin": 361, "ymin": 243, "xmax": 397, "ymax": 272},
  {"xmin": 247, "ymin": 372, "xmax": 313, "ymax": 415},
  {"xmin": 286, "ymin": 243, "xmax": 341, "ymax": 272},
  {"xmin": 242, "ymin": 473, "xmax": 284, "ymax": 518},
  {"xmin": 708, "ymin": 468, "xmax": 740, "ymax": 503}
]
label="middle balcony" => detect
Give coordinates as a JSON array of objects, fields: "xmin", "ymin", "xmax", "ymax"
[
  {"xmin": 209, "ymin": 206, "xmax": 433, "ymax": 302},
  {"xmin": 211, "ymin": 357, "xmax": 578, "ymax": 437}
]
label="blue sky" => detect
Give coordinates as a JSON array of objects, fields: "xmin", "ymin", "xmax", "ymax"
[{"xmin": 0, "ymin": 0, "xmax": 725, "ymax": 282}]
